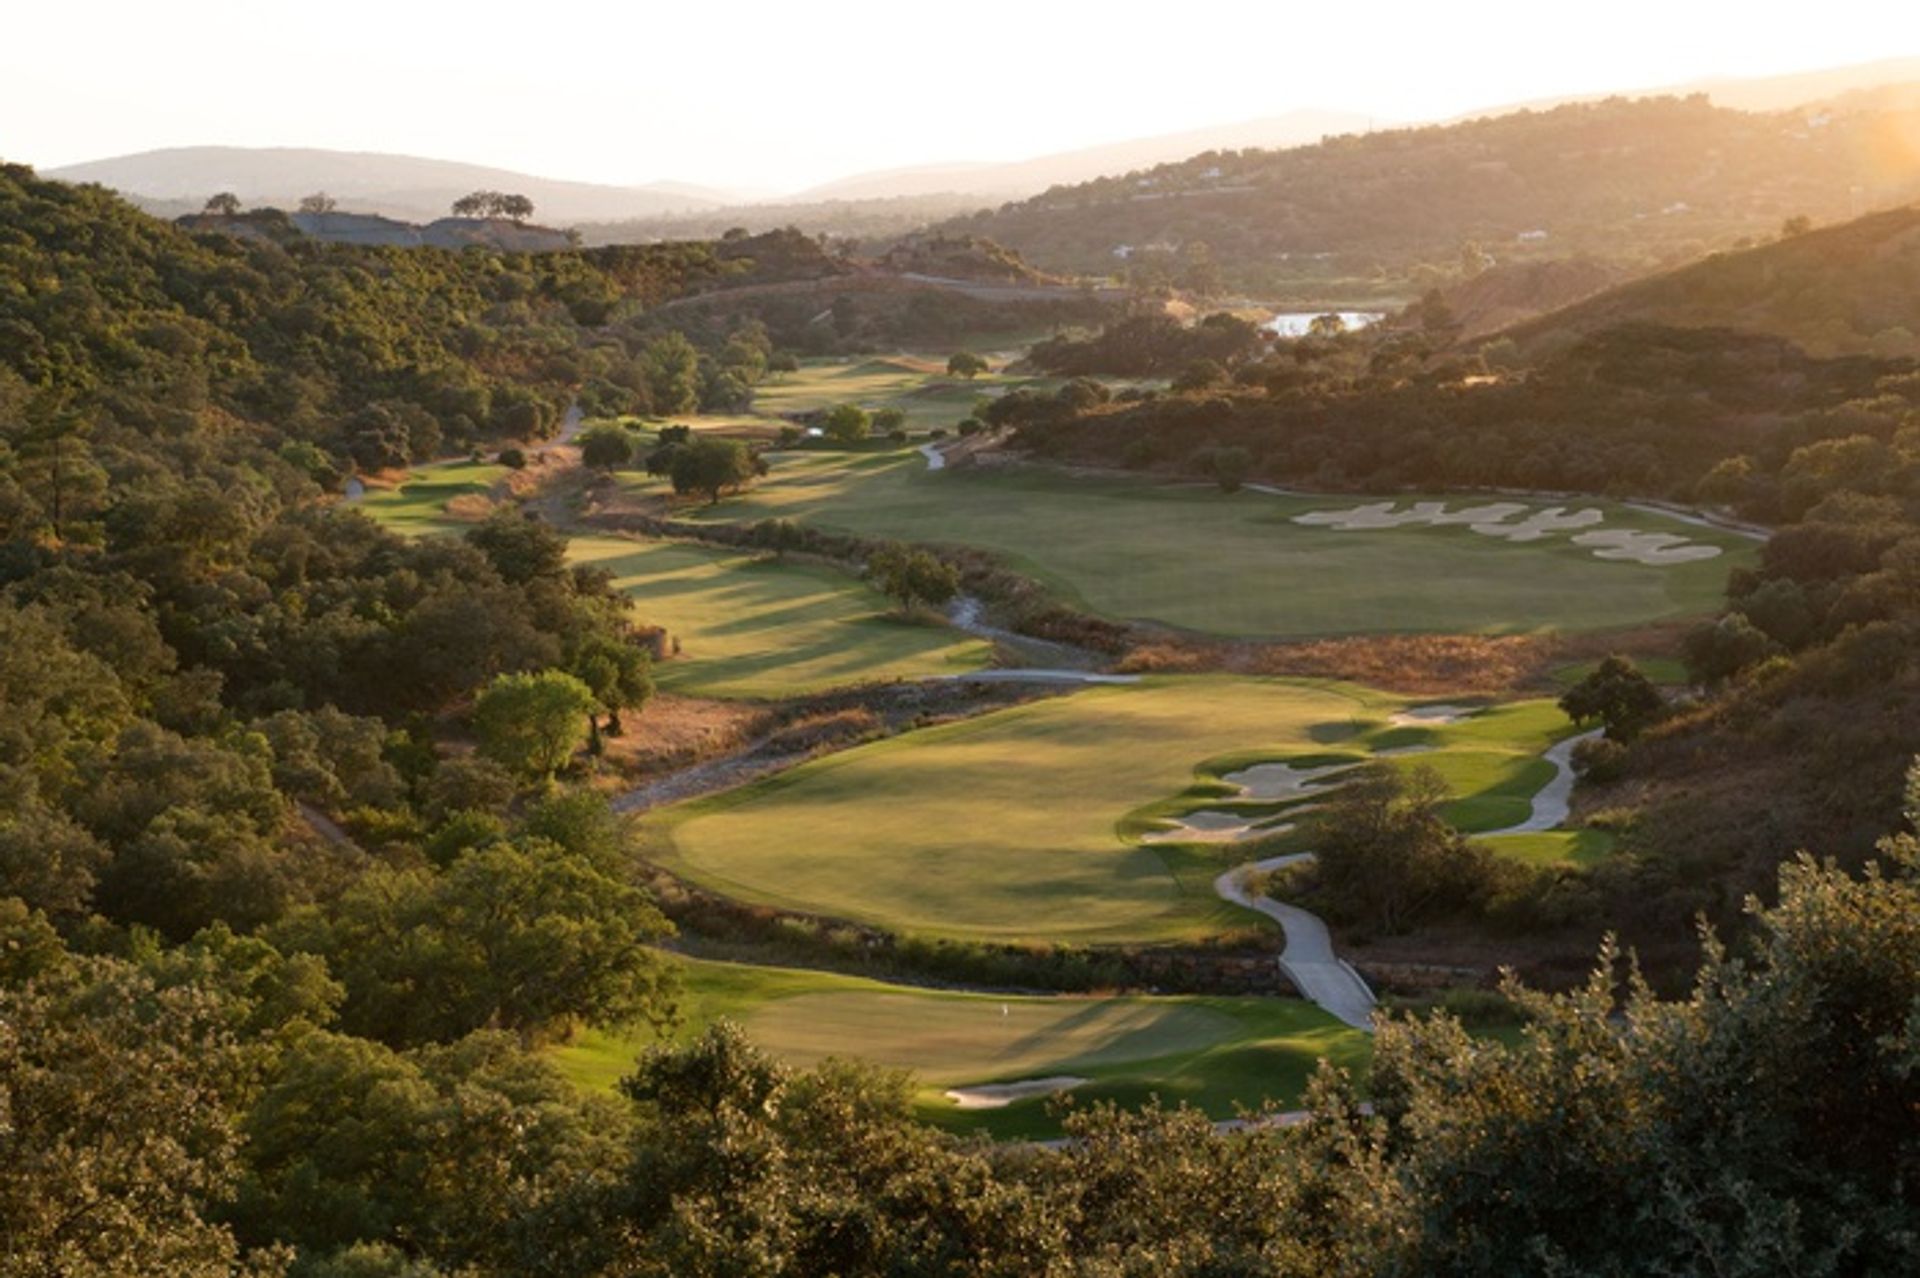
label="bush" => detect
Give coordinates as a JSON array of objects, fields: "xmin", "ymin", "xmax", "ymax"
[
  {"xmin": 957, "ymin": 417, "xmax": 984, "ymax": 437},
  {"xmin": 578, "ymin": 424, "xmax": 636, "ymax": 471},
  {"xmin": 822, "ymin": 404, "xmax": 870, "ymax": 444},
  {"xmin": 1571, "ymin": 736, "xmax": 1630, "ymax": 782},
  {"xmin": 496, "ymin": 448, "xmax": 526, "ymax": 470}
]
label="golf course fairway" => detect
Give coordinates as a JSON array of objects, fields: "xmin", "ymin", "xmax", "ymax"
[
  {"xmin": 566, "ymin": 533, "xmax": 990, "ymax": 699},
  {"xmin": 553, "ymin": 956, "xmax": 1372, "ymax": 1140},
  {"xmin": 644, "ymin": 677, "xmax": 1584, "ymax": 945},
  {"xmin": 626, "ymin": 451, "xmax": 1756, "ymax": 638}
]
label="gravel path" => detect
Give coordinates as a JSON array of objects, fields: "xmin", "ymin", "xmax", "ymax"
[
  {"xmin": 1214, "ymin": 853, "xmax": 1377, "ymax": 1029},
  {"xmin": 1213, "ymin": 725, "xmax": 1601, "ymax": 1029}
]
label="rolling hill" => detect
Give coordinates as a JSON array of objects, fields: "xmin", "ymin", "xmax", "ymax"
[
  {"xmin": 1494, "ymin": 203, "xmax": 1920, "ymax": 358},
  {"xmin": 930, "ymin": 94, "xmax": 1920, "ymax": 293},
  {"xmin": 791, "ymin": 108, "xmax": 1378, "ymax": 203},
  {"xmin": 43, "ymin": 145, "xmax": 734, "ymax": 224}
]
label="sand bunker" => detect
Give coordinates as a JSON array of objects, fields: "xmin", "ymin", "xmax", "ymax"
[
  {"xmin": 1221, "ymin": 760, "xmax": 1354, "ymax": 800},
  {"xmin": 944, "ymin": 1076, "xmax": 1089, "ymax": 1110},
  {"xmin": 1293, "ymin": 500, "xmax": 1719, "ymax": 563},
  {"xmin": 1468, "ymin": 506, "xmax": 1605, "ymax": 542},
  {"xmin": 1389, "ymin": 703, "xmax": 1477, "ymax": 727},
  {"xmin": 1571, "ymin": 529, "xmax": 1724, "ymax": 565},
  {"xmin": 1143, "ymin": 811, "xmax": 1295, "ymax": 844}
]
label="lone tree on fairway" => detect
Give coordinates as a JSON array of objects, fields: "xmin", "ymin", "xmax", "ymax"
[
  {"xmin": 867, "ymin": 543, "xmax": 959, "ymax": 615},
  {"xmin": 298, "ymin": 192, "xmax": 337, "ymax": 214},
  {"xmin": 822, "ymin": 403, "xmax": 870, "ymax": 445},
  {"xmin": 578, "ymin": 424, "xmax": 637, "ymax": 472},
  {"xmin": 1559, "ymin": 654, "xmax": 1667, "ymax": 742},
  {"xmin": 670, "ymin": 436, "xmax": 757, "ymax": 505},
  {"xmin": 472, "ymin": 670, "xmax": 597, "ymax": 783},
  {"xmin": 947, "ymin": 351, "xmax": 989, "ymax": 378},
  {"xmin": 203, "ymin": 192, "xmax": 241, "ymax": 216}
]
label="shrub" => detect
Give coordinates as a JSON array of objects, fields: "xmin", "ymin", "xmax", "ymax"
[
  {"xmin": 822, "ymin": 404, "xmax": 870, "ymax": 444},
  {"xmin": 1570, "ymin": 736, "xmax": 1630, "ymax": 782},
  {"xmin": 496, "ymin": 448, "xmax": 526, "ymax": 470}
]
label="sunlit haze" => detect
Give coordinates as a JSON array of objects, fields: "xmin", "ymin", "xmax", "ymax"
[{"xmin": 9, "ymin": 0, "xmax": 1914, "ymax": 192}]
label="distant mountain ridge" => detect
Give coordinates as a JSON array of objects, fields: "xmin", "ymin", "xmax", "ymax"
[
  {"xmin": 44, "ymin": 146, "xmax": 734, "ymax": 225},
  {"xmin": 790, "ymin": 108, "xmax": 1380, "ymax": 202}
]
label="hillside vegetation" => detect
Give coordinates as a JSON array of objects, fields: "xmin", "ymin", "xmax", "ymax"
[
  {"xmin": 12, "ymin": 139, "xmax": 1920, "ymax": 1274},
  {"xmin": 1498, "ymin": 203, "xmax": 1920, "ymax": 357},
  {"xmin": 938, "ymin": 95, "xmax": 1920, "ymax": 291}
]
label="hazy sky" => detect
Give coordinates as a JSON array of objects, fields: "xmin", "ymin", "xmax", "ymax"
[{"xmin": 7, "ymin": 1, "xmax": 1913, "ymax": 193}]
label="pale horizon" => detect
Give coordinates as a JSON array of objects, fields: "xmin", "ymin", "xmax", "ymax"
[{"xmin": 10, "ymin": 0, "xmax": 1919, "ymax": 195}]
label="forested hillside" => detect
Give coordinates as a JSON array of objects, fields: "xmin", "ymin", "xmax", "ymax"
[
  {"xmin": 938, "ymin": 95, "xmax": 1920, "ymax": 292},
  {"xmin": 0, "ymin": 163, "xmax": 792, "ymax": 469},
  {"xmin": 8, "ymin": 157, "xmax": 1920, "ymax": 1274},
  {"xmin": 1496, "ymin": 203, "xmax": 1920, "ymax": 357}
]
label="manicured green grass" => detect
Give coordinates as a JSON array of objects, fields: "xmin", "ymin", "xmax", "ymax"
[
  {"xmin": 622, "ymin": 454, "xmax": 1756, "ymax": 639},
  {"xmin": 354, "ymin": 461, "xmax": 505, "ymax": 536},
  {"xmin": 552, "ymin": 956, "xmax": 1371, "ymax": 1140},
  {"xmin": 1552, "ymin": 657, "xmax": 1691, "ymax": 686},
  {"xmin": 751, "ymin": 356, "xmax": 1043, "ymax": 431},
  {"xmin": 566, "ymin": 534, "xmax": 989, "ymax": 700},
  {"xmin": 1479, "ymin": 828, "xmax": 1617, "ymax": 868},
  {"xmin": 647, "ymin": 678, "xmax": 1584, "ymax": 945}
]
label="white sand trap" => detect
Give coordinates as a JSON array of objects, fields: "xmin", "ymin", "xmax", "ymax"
[
  {"xmin": 1293, "ymin": 501, "xmax": 1438, "ymax": 530},
  {"xmin": 1389, "ymin": 703, "xmax": 1477, "ymax": 727},
  {"xmin": 1221, "ymin": 760, "xmax": 1354, "ymax": 800},
  {"xmin": 1144, "ymin": 810, "xmax": 1296, "ymax": 844},
  {"xmin": 1571, "ymin": 529, "xmax": 1723, "ymax": 565},
  {"xmin": 1470, "ymin": 506, "xmax": 1606, "ymax": 542},
  {"xmin": 1428, "ymin": 502, "xmax": 1530, "ymax": 526},
  {"xmin": 1294, "ymin": 500, "xmax": 1721, "ymax": 565},
  {"xmin": 944, "ymin": 1076, "xmax": 1088, "ymax": 1110}
]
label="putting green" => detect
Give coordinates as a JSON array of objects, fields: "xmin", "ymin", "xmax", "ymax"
[
  {"xmin": 567, "ymin": 533, "xmax": 990, "ymax": 700},
  {"xmin": 626, "ymin": 454, "xmax": 1755, "ymax": 638},
  {"xmin": 552, "ymin": 956, "xmax": 1371, "ymax": 1139},
  {"xmin": 647, "ymin": 677, "xmax": 1582, "ymax": 944}
]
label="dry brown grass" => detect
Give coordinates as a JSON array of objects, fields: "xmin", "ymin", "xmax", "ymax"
[
  {"xmin": 1118, "ymin": 633, "xmax": 1561, "ymax": 696},
  {"xmin": 593, "ymin": 694, "xmax": 770, "ymax": 782},
  {"xmin": 1117, "ymin": 622, "xmax": 1699, "ymax": 697},
  {"xmin": 442, "ymin": 493, "xmax": 499, "ymax": 522}
]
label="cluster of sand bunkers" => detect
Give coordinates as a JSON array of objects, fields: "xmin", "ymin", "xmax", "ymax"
[
  {"xmin": 1293, "ymin": 500, "xmax": 1724, "ymax": 565},
  {"xmin": 1144, "ymin": 705, "xmax": 1472, "ymax": 845}
]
